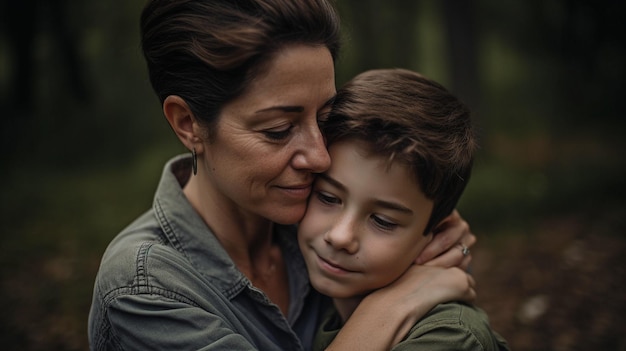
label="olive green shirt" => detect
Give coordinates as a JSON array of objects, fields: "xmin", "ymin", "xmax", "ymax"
[{"xmin": 313, "ymin": 302, "xmax": 510, "ymax": 351}]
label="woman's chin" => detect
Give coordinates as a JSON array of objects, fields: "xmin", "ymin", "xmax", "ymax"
[{"xmin": 268, "ymin": 205, "xmax": 307, "ymax": 225}]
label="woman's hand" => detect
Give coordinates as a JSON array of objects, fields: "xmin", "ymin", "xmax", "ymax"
[
  {"xmin": 386, "ymin": 264, "xmax": 476, "ymax": 306},
  {"xmin": 368, "ymin": 264, "xmax": 477, "ymax": 320},
  {"xmin": 379, "ymin": 264, "xmax": 476, "ymax": 345},
  {"xmin": 415, "ymin": 210, "xmax": 475, "ymax": 270}
]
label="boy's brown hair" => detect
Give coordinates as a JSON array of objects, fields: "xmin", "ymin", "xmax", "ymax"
[{"xmin": 323, "ymin": 68, "xmax": 476, "ymax": 235}]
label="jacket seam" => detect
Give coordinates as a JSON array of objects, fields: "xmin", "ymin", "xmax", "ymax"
[{"xmin": 154, "ymin": 197, "xmax": 190, "ymax": 260}]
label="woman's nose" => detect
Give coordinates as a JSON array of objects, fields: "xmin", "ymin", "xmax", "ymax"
[{"xmin": 292, "ymin": 123, "xmax": 331, "ymax": 173}]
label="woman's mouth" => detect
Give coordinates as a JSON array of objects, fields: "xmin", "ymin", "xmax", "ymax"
[{"xmin": 277, "ymin": 184, "xmax": 312, "ymax": 199}]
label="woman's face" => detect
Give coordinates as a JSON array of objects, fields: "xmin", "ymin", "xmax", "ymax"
[{"xmin": 202, "ymin": 44, "xmax": 336, "ymax": 225}]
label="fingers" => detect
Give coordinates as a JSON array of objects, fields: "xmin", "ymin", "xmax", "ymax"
[
  {"xmin": 422, "ymin": 243, "xmax": 472, "ymax": 268},
  {"xmin": 444, "ymin": 267, "xmax": 477, "ymax": 303},
  {"xmin": 459, "ymin": 250, "xmax": 473, "ymax": 271},
  {"xmin": 462, "ymin": 229, "xmax": 477, "ymax": 249},
  {"xmin": 464, "ymin": 272, "xmax": 477, "ymax": 303},
  {"xmin": 458, "ymin": 232, "xmax": 476, "ymax": 270},
  {"xmin": 468, "ymin": 273, "xmax": 476, "ymax": 289},
  {"xmin": 448, "ymin": 267, "xmax": 477, "ymax": 303},
  {"xmin": 416, "ymin": 209, "xmax": 475, "ymax": 265}
]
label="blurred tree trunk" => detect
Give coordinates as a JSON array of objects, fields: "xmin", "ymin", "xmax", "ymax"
[
  {"xmin": 441, "ymin": 0, "xmax": 481, "ymax": 115},
  {"xmin": 339, "ymin": 0, "xmax": 482, "ymax": 116},
  {"xmin": 48, "ymin": 0, "xmax": 92, "ymax": 103},
  {"xmin": 339, "ymin": 0, "xmax": 420, "ymax": 75},
  {"xmin": 2, "ymin": 0, "xmax": 91, "ymax": 108},
  {"xmin": 3, "ymin": 0, "xmax": 38, "ymax": 108},
  {"xmin": 1, "ymin": 0, "xmax": 91, "ymax": 164},
  {"xmin": 1, "ymin": 0, "xmax": 38, "ymax": 163}
]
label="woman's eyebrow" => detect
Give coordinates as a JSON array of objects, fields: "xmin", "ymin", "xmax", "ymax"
[
  {"xmin": 255, "ymin": 105, "xmax": 304, "ymax": 114},
  {"xmin": 255, "ymin": 95, "xmax": 336, "ymax": 114}
]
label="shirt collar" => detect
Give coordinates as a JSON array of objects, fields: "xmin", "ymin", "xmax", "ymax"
[{"xmin": 152, "ymin": 155, "xmax": 310, "ymax": 302}]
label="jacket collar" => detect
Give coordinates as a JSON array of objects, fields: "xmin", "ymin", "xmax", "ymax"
[{"xmin": 152, "ymin": 155, "xmax": 308, "ymax": 303}]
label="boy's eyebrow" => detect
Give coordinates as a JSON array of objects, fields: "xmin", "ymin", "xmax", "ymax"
[
  {"xmin": 374, "ymin": 200, "xmax": 413, "ymax": 214},
  {"xmin": 317, "ymin": 173, "xmax": 345, "ymax": 191},
  {"xmin": 318, "ymin": 173, "xmax": 413, "ymax": 214}
]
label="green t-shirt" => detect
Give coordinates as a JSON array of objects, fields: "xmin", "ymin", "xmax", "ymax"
[{"xmin": 313, "ymin": 302, "xmax": 510, "ymax": 351}]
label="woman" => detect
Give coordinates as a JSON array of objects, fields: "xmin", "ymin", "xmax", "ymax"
[{"xmin": 88, "ymin": 1, "xmax": 476, "ymax": 350}]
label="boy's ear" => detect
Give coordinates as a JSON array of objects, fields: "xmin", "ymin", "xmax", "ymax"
[{"xmin": 163, "ymin": 95, "xmax": 200, "ymax": 151}]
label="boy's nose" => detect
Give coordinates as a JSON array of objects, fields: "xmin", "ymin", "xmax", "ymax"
[{"xmin": 324, "ymin": 215, "xmax": 359, "ymax": 254}]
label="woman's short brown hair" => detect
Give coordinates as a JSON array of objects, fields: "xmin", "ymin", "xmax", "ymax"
[
  {"xmin": 140, "ymin": 0, "xmax": 341, "ymax": 135},
  {"xmin": 323, "ymin": 68, "xmax": 477, "ymax": 235}
]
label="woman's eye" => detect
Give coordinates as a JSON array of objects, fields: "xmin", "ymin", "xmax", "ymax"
[
  {"xmin": 316, "ymin": 191, "xmax": 340, "ymax": 205},
  {"xmin": 262, "ymin": 126, "xmax": 292, "ymax": 140},
  {"xmin": 372, "ymin": 215, "xmax": 398, "ymax": 231}
]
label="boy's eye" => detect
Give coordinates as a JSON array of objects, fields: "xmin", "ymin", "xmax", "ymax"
[
  {"xmin": 262, "ymin": 125, "xmax": 292, "ymax": 140},
  {"xmin": 316, "ymin": 191, "xmax": 340, "ymax": 205},
  {"xmin": 371, "ymin": 215, "xmax": 398, "ymax": 231}
]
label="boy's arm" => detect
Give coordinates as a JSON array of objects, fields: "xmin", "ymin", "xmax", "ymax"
[{"xmin": 325, "ymin": 265, "xmax": 475, "ymax": 351}]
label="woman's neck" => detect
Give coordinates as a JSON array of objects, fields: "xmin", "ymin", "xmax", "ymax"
[
  {"xmin": 183, "ymin": 172, "xmax": 275, "ymax": 261},
  {"xmin": 183, "ymin": 169, "xmax": 291, "ymax": 315}
]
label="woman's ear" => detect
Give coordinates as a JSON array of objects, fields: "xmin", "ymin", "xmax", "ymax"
[{"xmin": 163, "ymin": 95, "xmax": 200, "ymax": 150}]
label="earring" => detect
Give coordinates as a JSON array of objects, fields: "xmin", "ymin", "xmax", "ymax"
[{"xmin": 192, "ymin": 147, "xmax": 198, "ymax": 175}]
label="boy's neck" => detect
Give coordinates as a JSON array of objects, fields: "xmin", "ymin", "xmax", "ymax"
[{"xmin": 333, "ymin": 296, "xmax": 365, "ymax": 324}]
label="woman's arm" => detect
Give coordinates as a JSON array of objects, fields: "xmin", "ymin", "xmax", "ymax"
[
  {"xmin": 95, "ymin": 295, "xmax": 261, "ymax": 350},
  {"xmin": 326, "ymin": 265, "xmax": 475, "ymax": 350}
]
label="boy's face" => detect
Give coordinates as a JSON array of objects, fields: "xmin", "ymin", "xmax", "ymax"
[{"xmin": 298, "ymin": 139, "xmax": 434, "ymax": 299}]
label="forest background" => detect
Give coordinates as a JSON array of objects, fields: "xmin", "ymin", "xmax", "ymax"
[{"xmin": 1, "ymin": 0, "xmax": 625, "ymax": 350}]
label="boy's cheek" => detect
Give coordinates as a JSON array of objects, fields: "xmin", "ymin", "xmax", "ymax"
[{"xmin": 300, "ymin": 209, "xmax": 329, "ymax": 241}]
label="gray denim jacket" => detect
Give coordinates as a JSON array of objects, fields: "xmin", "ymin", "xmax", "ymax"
[{"xmin": 88, "ymin": 155, "xmax": 329, "ymax": 350}]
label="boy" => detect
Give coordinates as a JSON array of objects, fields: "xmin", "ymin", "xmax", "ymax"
[{"xmin": 298, "ymin": 69, "xmax": 509, "ymax": 350}]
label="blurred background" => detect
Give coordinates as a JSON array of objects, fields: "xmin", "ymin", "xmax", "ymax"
[{"xmin": 1, "ymin": 0, "xmax": 624, "ymax": 349}]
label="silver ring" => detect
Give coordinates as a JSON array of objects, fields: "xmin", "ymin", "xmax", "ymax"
[{"xmin": 460, "ymin": 244, "xmax": 470, "ymax": 257}]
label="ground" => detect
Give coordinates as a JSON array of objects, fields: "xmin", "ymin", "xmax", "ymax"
[{"xmin": 473, "ymin": 210, "xmax": 626, "ymax": 350}]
